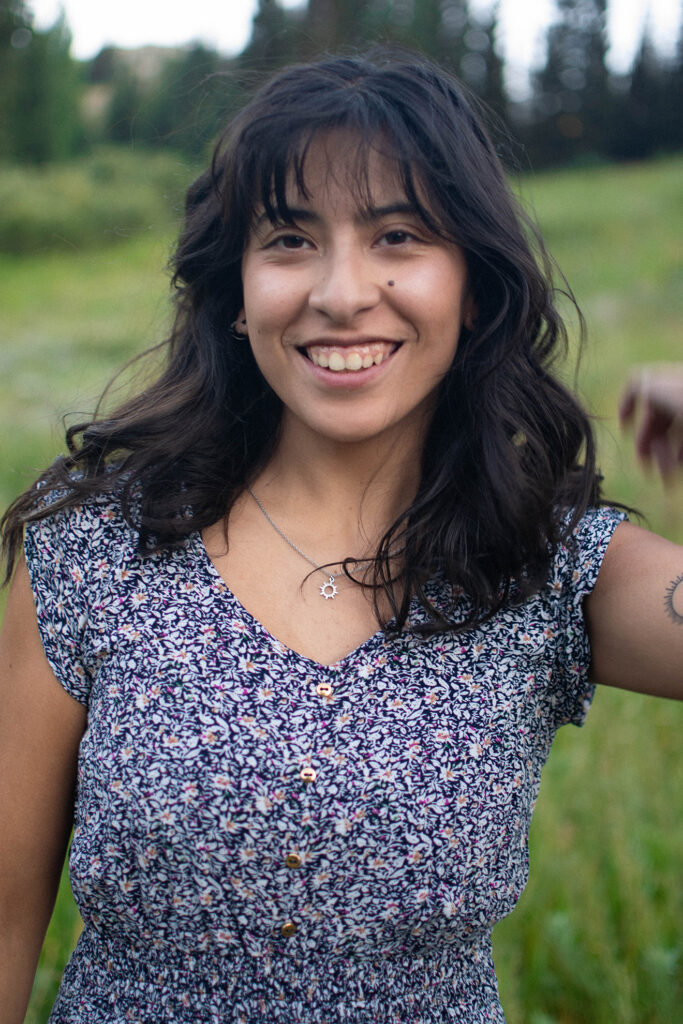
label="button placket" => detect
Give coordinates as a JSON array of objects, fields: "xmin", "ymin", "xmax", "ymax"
[
  {"xmin": 278, "ymin": 666, "xmax": 340, "ymax": 943},
  {"xmin": 276, "ymin": 836, "xmax": 306, "ymax": 940}
]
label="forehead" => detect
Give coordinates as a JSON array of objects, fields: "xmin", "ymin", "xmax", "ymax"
[
  {"xmin": 290, "ymin": 132, "xmax": 405, "ymax": 201},
  {"xmin": 257, "ymin": 130, "xmax": 420, "ymax": 223}
]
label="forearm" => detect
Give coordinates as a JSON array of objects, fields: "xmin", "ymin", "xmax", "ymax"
[{"xmin": 0, "ymin": 891, "xmax": 58, "ymax": 1024}]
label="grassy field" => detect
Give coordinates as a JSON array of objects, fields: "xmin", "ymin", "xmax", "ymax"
[{"xmin": 1, "ymin": 153, "xmax": 681, "ymax": 1024}]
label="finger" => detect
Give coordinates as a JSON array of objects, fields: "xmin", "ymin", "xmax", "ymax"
[
  {"xmin": 649, "ymin": 434, "xmax": 678, "ymax": 479},
  {"xmin": 634, "ymin": 403, "xmax": 678, "ymax": 461},
  {"xmin": 618, "ymin": 380, "xmax": 638, "ymax": 426},
  {"xmin": 633, "ymin": 402, "xmax": 657, "ymax": 459}
]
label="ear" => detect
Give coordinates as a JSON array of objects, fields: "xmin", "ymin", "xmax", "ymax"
[
  {"xmin": 462, "ymin": 293, "xmax": 477, "ymax": 332},
  {"xmin": 231, "ymin": 308, "xmax": 248, "ymax": 337}
]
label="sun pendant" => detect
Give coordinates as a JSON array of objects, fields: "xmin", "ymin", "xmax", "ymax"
[{"xmin": 320, "ymin": 577, "xmax": 338, "ymax": 600}]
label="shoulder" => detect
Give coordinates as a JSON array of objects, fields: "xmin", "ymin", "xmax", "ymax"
[
  {"xmin": 21, "ymin": 487, "xmax": 149, "ymax": 706},
  {"xmin": 24, "ymin": 486, "xmax": 141, "ymax": 595},
  {"xmin": 552, "ymin": 505, "xmax": 628, "ymax": 599}
]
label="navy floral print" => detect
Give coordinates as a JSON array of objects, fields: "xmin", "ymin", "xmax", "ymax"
[{"xmin": 24, "ymin": 494, "xmax": 625, "ymax": 1023}]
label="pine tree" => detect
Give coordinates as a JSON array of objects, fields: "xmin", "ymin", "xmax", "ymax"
[
  {"xmin": 528, "ymin": 0, "xmax": 611, "ymax": 166},
  {"xmin": 608, "ymin": 21, "xmax": 682, "ymax": 160},
  {"xmin": 241, "ymin": 0, "xmax": 304, "ymax": 67},
  {"xmin": 461, "ymin": 3, "xmax": 507, "ymax": 121},
  {"xmin": 0, "ymin": 1, "xmax": 34, "ymax": 159},
  {"xmin": 668, "ymin": 15, "xmax": 683, "ymax": 150},
  {"xmin": 104, "ymin": 60, "xmax": 146, "ymax": 146},
  {"xmin": 6, "ymin": 9, "xmax": 84, "ymax": 163},
  {"xmin": 143, "ymin": 44, "xmax": 230, "ymax": 157}
]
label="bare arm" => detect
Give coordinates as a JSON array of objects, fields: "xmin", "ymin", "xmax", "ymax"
[
  {"xmin": 0, "ymin": 559, "xmax": 86, "ymax": 1024},
  {"xmin": 586, "ymin": 521, "xmax": 683, "ymax": 699}
]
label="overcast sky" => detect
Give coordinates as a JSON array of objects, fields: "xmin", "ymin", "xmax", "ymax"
[{"xmin": 29, "ymin": 0, "xmax": 681, "ymax": 96}]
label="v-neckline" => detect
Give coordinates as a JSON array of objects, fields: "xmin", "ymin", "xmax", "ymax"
[{"xmin": 190, "ymin": 531, "xmax": 394, "ymax": 671}]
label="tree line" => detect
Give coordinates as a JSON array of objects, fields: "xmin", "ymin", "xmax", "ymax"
[{"xmin": 2, "ymin": 0, "xmax": 681, "ymax": 168}]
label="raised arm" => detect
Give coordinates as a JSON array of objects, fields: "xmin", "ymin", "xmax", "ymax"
[
  {"xmin": 0, "ymin": 559, "xmax": 86, "ymax": 1024},
  {"xmin": 591, "ymin": 367, "xmax": 683, "ymax": 695},
  {"xmin": 586, "ymin": 521, "xmax": 683, "ymax": 699}
]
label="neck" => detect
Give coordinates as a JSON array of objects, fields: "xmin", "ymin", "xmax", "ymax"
[{"xmin": 251, "ymin": 417, "xmax": 425, "ymax": 555}]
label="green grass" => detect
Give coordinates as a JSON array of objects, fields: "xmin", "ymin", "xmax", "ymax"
[
  {"xmin": 517, "ymin": 156, "xmax": 683, "ymax": 540},
  {"xmin": 1, "ymin": 153, "xmax": 681, "ymax": 1024},
  {"xmin": 0, "ymin": 232, "xmax": 175, "ymax": 509}
]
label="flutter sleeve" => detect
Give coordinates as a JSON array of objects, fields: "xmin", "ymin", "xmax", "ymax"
[
  {"xmin": 550, "ymin": 505, "xmax": 628, "ymax": 728},
  {"xmin": 23, "ymin": 503, "xmax": 97, "ymax": 705}
]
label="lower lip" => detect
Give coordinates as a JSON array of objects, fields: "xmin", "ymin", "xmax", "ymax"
[{"xmin": 298, "ymin": 349, "xmax": 399, "ymax": 388}]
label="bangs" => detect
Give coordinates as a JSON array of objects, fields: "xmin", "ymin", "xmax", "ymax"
[
  {"xmin": 211, "ymin": 52, "xmax": 513, "ymax": 270},
  {"xmin": 235, "ymin": 105, "xmax": 447, "ymax": 238}
]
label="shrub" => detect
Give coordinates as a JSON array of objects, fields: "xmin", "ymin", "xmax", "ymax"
[{"xmin": 0, "ymin": 146, "xmax": 196, "ymax": 254}]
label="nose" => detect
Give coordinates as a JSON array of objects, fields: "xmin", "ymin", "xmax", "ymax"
[{"xmin": 308, "ymin": 244, "xmax": 382, "ymax": 324}]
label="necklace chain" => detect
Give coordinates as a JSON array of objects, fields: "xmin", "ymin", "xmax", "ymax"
[{"xmin": 248, "ymin": 487, "xmax": 371, "ymax": 600}]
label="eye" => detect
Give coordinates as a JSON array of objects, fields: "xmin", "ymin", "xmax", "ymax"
[
  {"xmin": 378, "ymin": 229, "xmax": 416, "ymax": 246},
  {"xmin": 270, "ymin": 233, "xmax": 311, "ymax": 250}
]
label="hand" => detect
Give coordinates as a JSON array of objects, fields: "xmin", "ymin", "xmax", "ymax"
[{"xmin": 619, "ymin": 365, "xmax": 683, "ymax": 478}]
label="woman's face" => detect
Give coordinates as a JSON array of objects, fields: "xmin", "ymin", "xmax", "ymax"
[{"xmin": 240, "ymin": 133, "xmax": 474, "ymax": 449}]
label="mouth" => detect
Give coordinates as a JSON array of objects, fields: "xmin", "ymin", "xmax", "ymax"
[{"xmin": 299, "ymin": 341, "xmax": 400, "ymax": 373}]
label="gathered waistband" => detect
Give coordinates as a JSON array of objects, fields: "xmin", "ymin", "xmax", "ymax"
[{"xmin": 50, "ymin": 926, "xmax": 504, "ymax": 1024}]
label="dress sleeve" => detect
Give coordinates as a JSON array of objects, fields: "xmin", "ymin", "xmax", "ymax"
[
  {"xmin": 24, "ymin": 504, "xmax": 95, "ymax": 705},
  {"xmin": 551, "ymin": 505, "xmax": 628, "ymax": 728}
]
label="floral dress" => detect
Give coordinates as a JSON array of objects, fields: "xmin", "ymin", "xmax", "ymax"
[{"xmin": 24, "ymin": 494, "xmax": 625, "ymax": 1023}]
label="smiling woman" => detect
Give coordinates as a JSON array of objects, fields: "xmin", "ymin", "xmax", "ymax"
[
  {"xmin": 1, "ymin": 49, "xmax": 682, "ymax": 1024},
  {"xmin": 240, "ymin": 132, "xmax": 473, "ymax": 449}
]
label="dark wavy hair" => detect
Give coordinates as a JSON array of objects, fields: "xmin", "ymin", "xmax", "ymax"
[{"xmin": 2, "ymin": 49, "xmax": 603, "ymax": 633}]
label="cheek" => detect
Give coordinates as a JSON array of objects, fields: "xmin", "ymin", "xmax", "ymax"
[
  {"xmin": 242, "ymin": 268, "xmax": 302, "ymax": 336},
  {"xmin": 401, "ymin": 260, "xmax": 468, "ymax": 326}
]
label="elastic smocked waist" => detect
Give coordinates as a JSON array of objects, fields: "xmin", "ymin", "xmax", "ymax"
[{"xmin": 51, "ymin": 927, "xmax": 503, "ymax": 1023}]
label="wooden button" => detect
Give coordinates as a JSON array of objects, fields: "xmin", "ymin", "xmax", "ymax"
[
  {"xmin": 280, "ymin": 920, "xmax": 297, "ymax": 938},
  {"xmin": 300, "ymin": 766, "xmax": 317, "ymax": 784},
  {"xmin": 285, "ymin": 852, "xmax": 302, "ymax": 869},
  {"xmin": 316, "ymin": 682, "xmax": 333, "ymax": 698}
]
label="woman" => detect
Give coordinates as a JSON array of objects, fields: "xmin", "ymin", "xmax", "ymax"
[{"xmin": 1, "ymin": 52, "xmax": 681, "ymax": 1024}]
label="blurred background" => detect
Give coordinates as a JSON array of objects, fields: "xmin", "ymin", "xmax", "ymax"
[
  {"xmin": 1, "ymin": 1, "xmax": 681, "ymax": 1022},
  {"xmin": 3, "ymin": 0, "xmax": 682, "ymax": 170}
]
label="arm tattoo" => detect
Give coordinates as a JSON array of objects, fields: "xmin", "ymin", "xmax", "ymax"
[{"xmin": 664, "ymin": 573, "xmax": 683, "ymax": 625}]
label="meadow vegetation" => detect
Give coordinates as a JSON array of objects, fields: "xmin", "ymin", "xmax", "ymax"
[
  {"xmin": 0, "ymin": 147, "xmax": 193, "ymax": 255},
  {"xmin": 1, "ymin": 152, "xmax": 681, "ymax": 1024}
]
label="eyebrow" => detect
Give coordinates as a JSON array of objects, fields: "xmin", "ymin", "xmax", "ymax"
[{"xmin": 254, "ymin": 201, "xmax": 421, "ymax": 227}]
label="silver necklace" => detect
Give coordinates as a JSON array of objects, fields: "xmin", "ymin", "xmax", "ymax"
[{"xmin": 248, "ymin": 487, "xmax": 370, "ymax": 600}]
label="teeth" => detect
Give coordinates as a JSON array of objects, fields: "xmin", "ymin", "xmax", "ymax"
[{"xmin": 307, "ymin": 343, "xmax": 395, "ymax": 372}]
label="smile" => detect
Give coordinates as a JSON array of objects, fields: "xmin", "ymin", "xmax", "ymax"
[{"xmin": 302, "ymin": 342, "xmax": 398, "ymax": 373}]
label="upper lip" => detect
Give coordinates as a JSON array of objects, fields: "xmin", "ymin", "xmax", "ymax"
[{"xmin": 297, "ymin": 336, "xmax": 401, "ymax": 349}]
